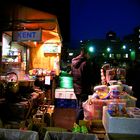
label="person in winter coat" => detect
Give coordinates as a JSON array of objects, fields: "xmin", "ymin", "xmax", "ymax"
[{"xmin": 71, "ymin": 46, "xmax": 100, "ymax": 124}]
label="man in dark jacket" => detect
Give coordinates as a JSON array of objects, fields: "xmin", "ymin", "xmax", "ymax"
[{"xmin": 71, "ymin": 46, "xmax": 100, "ymax": 123}]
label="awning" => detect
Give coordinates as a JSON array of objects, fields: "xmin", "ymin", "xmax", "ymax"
[{"xmin": 3, "ymin": 4, "xmax": 62, "ymax": 47}]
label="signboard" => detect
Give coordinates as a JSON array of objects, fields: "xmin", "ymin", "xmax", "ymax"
[
  {"xmin": 12, "ymin": 30, "xmax": 42, "ymax": 42},
  {"xmin": 43, "ymin": 44, "xmax": 61, "ymax": 53}
]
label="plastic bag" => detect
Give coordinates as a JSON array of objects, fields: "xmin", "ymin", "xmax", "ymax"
[
  {"xmin": 82, "ymin": 100, "xmax": 96, "ymax": 120},
  {"xmin": 82, "ymin": 99, "xmax": 106, "ymax": 120}
]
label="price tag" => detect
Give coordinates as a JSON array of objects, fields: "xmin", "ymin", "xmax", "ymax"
[{"xmin": 45, "ymin": 76, "xmax": 51, "ymax": 85}]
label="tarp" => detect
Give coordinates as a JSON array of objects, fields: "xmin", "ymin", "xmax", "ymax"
[
  {"xmin": 0, "ymin": 128, "xmax": 39, "ymax": 140},
  {"xmin": 44, "ymin": 131, "xmax": 99, "ymax": 140}
]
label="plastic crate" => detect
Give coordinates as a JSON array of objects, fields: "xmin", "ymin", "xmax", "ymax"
[{"xmin": 55, "ymin": 99, "xmax": 77, "ymax": 108}]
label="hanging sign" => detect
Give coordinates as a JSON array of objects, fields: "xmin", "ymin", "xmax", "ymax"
[{"xmin": 12, "ymin": 30, "xmax": 42, "ymax": 42}]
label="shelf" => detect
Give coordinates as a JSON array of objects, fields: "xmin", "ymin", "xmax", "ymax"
[
  {"xmin": 2, "ymin": 62, "xmax": 21, "ymax": 64},
  {"xmin": 4, "ymin": 55, "xmax": 18, "ymax": 57}
]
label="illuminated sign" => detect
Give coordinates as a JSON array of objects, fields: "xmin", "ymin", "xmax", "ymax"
[
  {"xmin": 12, "ymin": 30, "xmax": 42, "ymax": 42},
  {"xmin": 43, "ymin": 44, "xmax": 61, "ymax": 53}
]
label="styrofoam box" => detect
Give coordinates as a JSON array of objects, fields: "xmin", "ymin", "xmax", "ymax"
[
  {"xmin": 102, "ymin": 106, "xmax": 140, "ymax": 135},
  {"xmin": 65, "ymin": 91, "xmax": 76, "ymax": 99},
  {"xmin": 55, "ymin": 89, "xmax": 66, "ymax": 99},
  {"xmin": 55, "ymin": 88, "xmax": 76, "ymax": 99}
]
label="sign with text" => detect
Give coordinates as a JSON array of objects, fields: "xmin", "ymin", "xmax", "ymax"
[{"xmin": 12, "ymin": 30, "xmax": 42, "ymax": 42}]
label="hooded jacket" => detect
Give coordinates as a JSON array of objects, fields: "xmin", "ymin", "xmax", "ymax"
[{"xmin": 71, "ymin": 54, "xmax": 93, "ymax": 96}]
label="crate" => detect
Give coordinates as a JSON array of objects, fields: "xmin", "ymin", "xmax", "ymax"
[
  {"xmin": 54, "ymin": 99, "xmax": 77, "ymax": 108},
  {"xmin": 55, "ymin": 88, "xmax": 76, "ymax": 99}
]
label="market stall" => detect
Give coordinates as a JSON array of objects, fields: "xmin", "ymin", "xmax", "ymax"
[
  {"xmin": 80, "ymin": 63, "xmax": 139, "ymax": 139},
  {"xmin": 0, "ymin": 5, "xmax": 62, "ymax": 129},
  {"xmin": 0, "ymin": 5, "xmax": 62, "ymax": 100}
]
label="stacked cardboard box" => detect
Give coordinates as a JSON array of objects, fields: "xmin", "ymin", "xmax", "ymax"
[{"xmin": 54, "ymin": 88, "xmax": 77, "ymax": 108}]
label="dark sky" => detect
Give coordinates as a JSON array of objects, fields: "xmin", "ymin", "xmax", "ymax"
[
  {"xmin": 70, "ymin": 0, "xmax": 140, "ymax": 48},
  {"xmin": 1, "ymin": 0, "xmax": 140, "ymax": 49}
]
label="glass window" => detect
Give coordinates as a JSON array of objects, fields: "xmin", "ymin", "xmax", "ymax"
[
  {"xmin": 109, "ymin": 53, "xmax": 114, "ymax": 59},
  {"xmin": 123, "ymin": 54, "xmax": 128, "ymax": 58},
  {"xmin": 116, "ymin": 54, "xmax": 121, "ymax": 59}
]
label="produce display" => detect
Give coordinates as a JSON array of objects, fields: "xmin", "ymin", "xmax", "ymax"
[
  {"xmin": 29, "ymin": 68, "xmax": 55, "ymax": 76},
  {"xmin": 83, "ymin": 78, "xmax": 135, "ymax": 120},
  {"xmin": 107, "ymin": 102, "xmax": 128, "ymax": 117},
  {"xmin": 101, "ymin": 63, "xmax": 126, "ymax": 85},
  {"xmin": 91, "ymin": 80, "xmax": 132, "ymax": 100}
]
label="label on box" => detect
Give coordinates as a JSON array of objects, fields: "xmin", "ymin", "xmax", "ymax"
[
  {"xmin": 55, "ymin": 91, "xmax": 66, "ymax": 99},
  {"xmin": 65, "ymin": 92, "xmax": 76, "ymax": 99}
]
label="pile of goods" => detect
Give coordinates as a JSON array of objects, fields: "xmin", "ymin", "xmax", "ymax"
[
  {"xmin": 29, "ymin": 68, "xmax": 55, "ymax": 76},
  {"xmin": 101, "ymin": 63, "xmax": 126, "ymax": 85},
  {"xmin": 31, "ymin": 86, "xmax": 45, "ymax": 99},
  {"xmin": 107, "ymin": 101, "xmax": 140, "ymax": 118},
  {"xmin": 91, "ymin": 80, "xmax": 132, "ymax": 100},
  {"xmin": 82, "ymin": 63, "xmax": 135, "ymax": 121},
  {"xmin": 127, "ymin": 107, "xmax": 140, "ymax": 118},
  {"xmin": 82, "ymin": 80, "xmax": 134, "ymax": 120},
  {"xmin": 107, "ymin": 101, "xmax": 128, "ymax": 117}
]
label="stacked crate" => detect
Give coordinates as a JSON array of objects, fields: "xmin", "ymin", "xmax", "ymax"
[
  {"xmin": 53, "ymin": 88, "xmax": 77, "ymax": 130},
  {"xmin": 54, "ymin": 88, "xmax": 77, "ymax": 108}
]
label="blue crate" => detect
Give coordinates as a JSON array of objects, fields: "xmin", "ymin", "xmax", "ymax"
[{"xmin": 55, "ymin": 99, "xmax": 77, "ymax": 108}]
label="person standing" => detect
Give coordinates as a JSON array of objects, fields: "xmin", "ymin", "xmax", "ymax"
[
  {"xmin": 126, "ymin": 60, "xmax": 140, "ymax": 108},
  {"xmin": 71, "ymin": 46, "xmax": 100, "ymax": 124}
]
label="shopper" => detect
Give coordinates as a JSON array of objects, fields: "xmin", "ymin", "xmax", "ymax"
[
  {"xmin": 71, "ymin": 46, "xmax": 100, "ymax": 124},
  {"xmin": 126, "ymin": 60, "xmax": 140, "ymax": 108}
]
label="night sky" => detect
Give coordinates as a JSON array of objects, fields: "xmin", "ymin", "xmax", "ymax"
[
  {"xmin": 1, "ymin": 0, "xmax": 140, "ymax": 49},
  {"xmin": 70, "ymin": 0, "xmax": 140, "ymax": 48}
]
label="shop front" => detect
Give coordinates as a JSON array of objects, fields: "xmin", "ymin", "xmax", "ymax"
[
  {"xmin": 0, "ymin": 5, "xmax": 62, "ymax": 126},
  {"xmin": 0, "ymin": 5, "xmax": 62, "ymax": 101}
]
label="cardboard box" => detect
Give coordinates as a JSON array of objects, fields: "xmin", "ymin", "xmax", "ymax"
[
  {"xmin": 55, "ymin": 88, "xmax": 66, "ymax": 99},
  {"xmin": 55, "ymin": 88, "xmax": 76, "ymax": 99},
  {"xmin": 102, "ymin": 106, "xmax": 140, "ymax": 135},
  {"xmin": 65, "ymin": 91, "xmax": 76, "ymax": 99}
]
